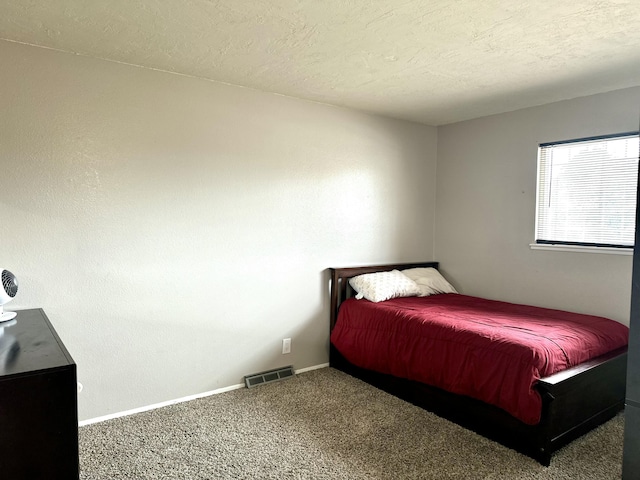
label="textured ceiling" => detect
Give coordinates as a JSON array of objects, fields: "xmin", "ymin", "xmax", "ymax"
[{"xmin": 1, "ymin": 1, "xmax": 639, "ymax": 125}]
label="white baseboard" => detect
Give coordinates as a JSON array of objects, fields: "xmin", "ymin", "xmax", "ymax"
[
  {"xmin": 295, "ymin": 363, "xmax": 329, "ymax": 374},
  {"xmin": 79, "ymin": 363, "xmax": 329, "ymax": 427}
]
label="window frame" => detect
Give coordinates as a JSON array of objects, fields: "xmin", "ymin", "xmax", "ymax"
[{"xmin": 533, "ymin": 131, "xmax": 639, "ymax": 254}]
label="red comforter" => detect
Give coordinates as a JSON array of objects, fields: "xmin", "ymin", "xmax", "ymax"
[{"xmin": 330, "ymin": 294, "xmax": 629, "ymax": 425}]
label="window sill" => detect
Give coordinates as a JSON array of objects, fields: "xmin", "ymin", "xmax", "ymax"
[{"xmin": 529, "ymin": 243, "xmax": 633, "ymax": 256}]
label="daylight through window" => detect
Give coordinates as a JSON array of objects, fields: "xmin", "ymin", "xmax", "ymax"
[{"xmin": 536, "ymin": 132, "xmax": 639, "ymax": 248}]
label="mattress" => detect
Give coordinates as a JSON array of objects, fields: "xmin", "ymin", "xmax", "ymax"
[{"xmin": 330, "ymin": 294, "xmax": 629, "ymax": 425}]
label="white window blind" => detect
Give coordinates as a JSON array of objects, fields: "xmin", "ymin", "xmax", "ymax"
[{"xmin": 536, "ymin": 133, "xmax": 639, "ymax": 248}]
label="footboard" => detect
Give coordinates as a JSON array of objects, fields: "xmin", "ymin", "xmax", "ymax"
[{"xmin": 536, "ymin": 347, "xmax": 627, "ymax": 459}]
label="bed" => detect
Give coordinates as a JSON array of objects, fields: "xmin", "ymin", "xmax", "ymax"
[{"xmin": 329, "ymin": 262, "xmax": 629, "ymax": 465}]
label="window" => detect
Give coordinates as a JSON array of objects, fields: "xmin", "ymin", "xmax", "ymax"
[{"xmin": 535, "ymin": 132, "xmax": 639, "ymax": 249}]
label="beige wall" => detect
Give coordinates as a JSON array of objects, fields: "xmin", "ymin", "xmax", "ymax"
[
  {"xmin": 435, "ymin": 87, "xmax": 640, "ymax": 325},
  {"xmin": 0, "ymin": 40, "xmax": 438, "ymax": 421}
]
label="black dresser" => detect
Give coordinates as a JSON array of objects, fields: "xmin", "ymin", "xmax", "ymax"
[{"xmin": 0, "ymin": 308, "xmax": 79, "ymax": 479}]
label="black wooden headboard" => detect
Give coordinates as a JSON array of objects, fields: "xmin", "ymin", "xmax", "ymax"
[{"xmin": 328, "ymin": 261, "xmax": 439, "ymax": 331}]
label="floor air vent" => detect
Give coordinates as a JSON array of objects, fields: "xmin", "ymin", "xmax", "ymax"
[{"xmin": 244, "ymin": 366, "xmax": 295, "ymax": 388}]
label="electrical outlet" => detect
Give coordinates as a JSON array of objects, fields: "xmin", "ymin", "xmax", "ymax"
[{"xmin": 282, "ymin": 338, "xmax": 291, "ymax": 354}]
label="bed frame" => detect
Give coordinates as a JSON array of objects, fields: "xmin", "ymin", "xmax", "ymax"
[{"xmin": 329, "ymin": 262, "xmax": 627, "ymax": 466}]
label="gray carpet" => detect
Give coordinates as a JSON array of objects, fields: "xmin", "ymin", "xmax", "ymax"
[{"xmin": 79, "ymin": 368, "xmax": 623, "ymax": 479}]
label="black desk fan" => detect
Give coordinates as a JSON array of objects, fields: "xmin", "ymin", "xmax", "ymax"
[{"xmin": 0, "ymin": 269, "xmax": 18, "ymax": 322}]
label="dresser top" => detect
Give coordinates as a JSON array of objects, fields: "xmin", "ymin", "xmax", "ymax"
[{"xmin": 0, "ymin": 308, "xmax": 74, "ymax": 379}]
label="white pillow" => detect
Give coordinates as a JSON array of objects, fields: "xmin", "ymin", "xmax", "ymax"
[
  {"xmin": 401, "ymin": 267, "xmax": 457, "ymax": 297},
  {"xmin": 349, "ymin": 269, "xmax": 421, "ymax": 303}
]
